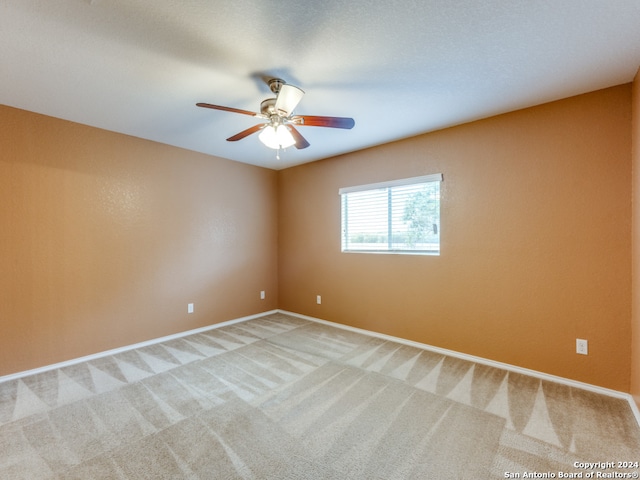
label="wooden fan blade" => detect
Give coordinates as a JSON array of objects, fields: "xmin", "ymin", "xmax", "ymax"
[
  {"xmin": 226, "ymin": 124, "xmax": 266, "ymax": 141},
  {"xmin": 287, "ymin": 125, "xmax": 310, "ymax": 149},
  {"xmin": 196, "ymin": 103, "xmax": 258, "ymax": 117},
  {"xmin": 291, "ymin": 115, "xmax": 355, "ymax": 129}
]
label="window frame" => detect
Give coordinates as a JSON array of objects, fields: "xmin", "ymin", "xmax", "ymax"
[{"xmin": 339, "ymin": 173, "xmax": 443, "ymax": 256}]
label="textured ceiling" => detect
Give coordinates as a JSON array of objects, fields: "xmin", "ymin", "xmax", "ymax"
[{"xmin": 2, "ymin": 1, "xmax": 640, "ymax": 170}]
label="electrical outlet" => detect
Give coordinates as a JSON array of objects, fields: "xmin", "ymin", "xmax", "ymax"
[
  {"xmin": 576, "ymin": 339, "xmax": 588, "ymax": 355},
  {"xmin": 316, "ymin": 295, "xmax": 322, "ymax": 305},
  {"xmin": 188, "ymin": 303, "xmax": 194, "ymax": 314},
  {"xmin": 260, "ymin": 291, "xmax": 265, "ymax": 300}
]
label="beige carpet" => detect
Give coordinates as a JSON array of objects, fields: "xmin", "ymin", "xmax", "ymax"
[{"xmin": 0, "ymin": 312, "xmax": 639, "ymax": 479}]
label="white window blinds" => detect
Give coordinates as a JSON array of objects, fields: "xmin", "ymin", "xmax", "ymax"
[{"xmin": 340, "ymin": 174, "xmax": 442, "ymax": 255}]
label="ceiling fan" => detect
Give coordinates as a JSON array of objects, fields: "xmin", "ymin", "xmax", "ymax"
[{"xmin": 196, "ymin": 78, "xmax": 355, "ymax": 150}]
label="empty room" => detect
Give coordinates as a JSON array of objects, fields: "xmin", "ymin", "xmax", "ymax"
[{"xmin": 2, "ymin": 1, "xmax": 640, "ymax": 478}]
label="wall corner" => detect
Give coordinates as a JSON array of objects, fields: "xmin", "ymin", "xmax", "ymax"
[{"xmin": 631, "ymin": 65, "xmax": 640, "ymax": 411}]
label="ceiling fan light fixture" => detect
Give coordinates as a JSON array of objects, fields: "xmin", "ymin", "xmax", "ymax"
[
  {"xmin": 197, "ymin": 78, "xmax": 354, "ymax": 151},
  {"xmin": 258, "ymin": 124, "xmax": 296, "ymax": 149}
]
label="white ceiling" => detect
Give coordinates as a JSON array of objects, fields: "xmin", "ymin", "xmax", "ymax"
[{"xmin": 2, "ymin": 1, "xmax": 640, "ymax": 170}]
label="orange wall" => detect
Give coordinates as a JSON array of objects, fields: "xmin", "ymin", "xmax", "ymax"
[
  {"xmin": 278, "ymin": 85, "xmax": 632, "ymax": 391},
  {"xmin": 0, "ymin": 105, "xmax": 278, "ymax": 377},
  {"xmin": 632, "ymin": 68, "xmax": 640, "ymax": 407}
]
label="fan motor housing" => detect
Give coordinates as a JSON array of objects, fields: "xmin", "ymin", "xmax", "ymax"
[{"xmin": 260, "ymin": 98, "xmax": 277, "ymax": 115}]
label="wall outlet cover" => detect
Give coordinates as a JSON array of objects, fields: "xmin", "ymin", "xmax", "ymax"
[{"xmin": 576, "ymin": 338, "xmax": 588, "ymax": 355}]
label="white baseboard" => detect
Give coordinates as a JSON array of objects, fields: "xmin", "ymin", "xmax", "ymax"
[
  {"xmin": 2, "ymin": 308, "xmax": 639, "ymax": 429},
  {"xmin": 0, "ymin": 310, "xmax": 278, "ymax": 385},
  {"xmin": 278, "ymin": 310, "xmax": 640, "ymax": 429}
]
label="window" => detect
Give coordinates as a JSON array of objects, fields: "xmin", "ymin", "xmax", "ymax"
[{"xmin": 340, "ymin": 174, "xmax": 442, "ymax": 255}]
